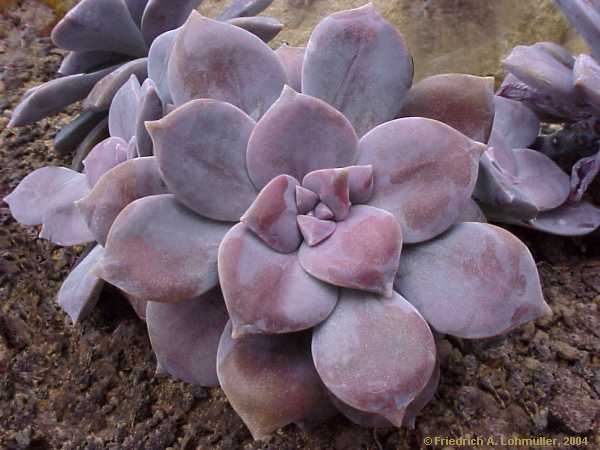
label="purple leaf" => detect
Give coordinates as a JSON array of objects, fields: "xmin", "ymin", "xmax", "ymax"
[
  {"xmin": 135, "ymin": 78, "xmax": 163, "ymax": 156},
  {"xmin": 297, "ymin": 215, "xmax": 336, "ymax": 246},
  {"xmin": 398, "ymin": 74, "xmax": 495, "ymax": 142},
  {"xmin": 574, "ymin": 54, "xmax": 600, "ymax": 110},
  {"xmin": 314, "ymin": 202, "xmax": 334, "ymax": 220},
  {"xmin": 302, "ymin": 4, "xmax": 413, "ymax": 137},
  {"xmin": 346, "ymin": 165, "xmax": 374, "ymax": 204},
  {"xmin": 141, "ymin": 0, "xmax": 203, "ymax": 46},
  {"xmin": 51, "ymin": 0, "xmax": 147, "ymax": 57},
  {"xmin": 527, "ymin": 201, "xmax": 600, "ymax": 236},
  {"xmin": 570, "ymin": 150, "xmax": 600, "ymax": 202},
  {"xmin": 125, "ymin": 0, "xmax": 149, "ymax": 27},
  {"xmin": 246, "ymin": 86, "xmax": 358, "ymax": 189},
  {"xmin": 218, "ymin": 223, "xmax": 338, "ymax": 337},
  {"xmin": 555, "ymin": 0, "xmax": 600, "ymax": 62},
  {"xmin": 147, "ymin": 99, "xmax": 257, "ymax": 221},
  {"xmin": 302, "ymin": 168, "xmax": 351, "ymax": 221},
  {"xmin": 456, "ymin": 198, "xmax": 487, "ymax": 223},
  {"xmin": 299, "ymin": 205, "xmax": 402, "ymax": 296},
  {"xmin": 357, "ymin": 117, "xmax": 484, "ymax": 243},
  {"xmin": 489, "ymin": 96, "xmax": 540, "ymax": 150},
  {"xmin": 328, "ymin": 393, "xmax": 392, "ymax": 428},
  {"xmin": 217, "ymin": 322, "xmax": 331, "ymax": 440},
  {"xmin": 39, "ymin": 203, "xmax": 95, "ymax": 246},
  {"xmin": 71, "ymin": 117, "xmax": 110, "ymax": 172},
  {"xmin": 395, "ymin": 222, "xmax": 551, "ymax": 338},
  {"xmin": 84, "ymin": 58, "xmax": 148, "ymax": 111},
  {"xmin": 147, "ymin": 287, "xmax": 229, "ymax": 386},
  {"xmin": 57, "ymin": 246, "xmax": 105, "ymax": 324},
  {"xmin": 59, "ymin": 50, "xmax": 125, "ymax": 76},
  {"xmin": 240, "ymin": 175, "xmax": 302, "ymax": 254},
  {"xmin": 108, "ymin": 75, "xmax": 141, "ymax": 142},
  {"xmin": 295, "ymin": 186, "xmax": 319, "ymax": 214},
  {"xmin": 76, "ymin": 157, "xmax": 169, "ymax": 246},
  {"xmin": 228, "ymin": 16, "xmax": 283, "ymax": 43},
  {"xmin": 147, "ymin": 28, "xmax": 179, "ymax": 104},
  {"xmin": 533, "ymin": 42, "xmax": 575, "ymax": 68},
  {"xmin": 96, "ymin": 194, "xmax": 230, "ymax": 303},
  {"xmin": 403, "ymin": 357, "xmax": 440, "ymax": 429},
  {"xmin": 167, "ymin": 12, "xmax": 286, "ymax": 119},
  {"xmin": 8, "ymin": 66, "xmax": 115, "ymax": 127},
  {"xmin": 312, "ymin": 289, "xmax": 436, "ymax": 426},
  {"xmin": 82, "ymin": 137, "xmax": 129, "ymax": 187},
  {"xmin": 216, "ymin": 0, "xmax": 274, "ymax": 21},
  {"xmin": 275, "ymin": 44, "xmax": 305, "ymax": 92}
]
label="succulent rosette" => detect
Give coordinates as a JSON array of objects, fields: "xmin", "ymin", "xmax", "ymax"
[
  {"xmin": 9, "ymin": 0, "xmax": 281, "ymax": 160},
  {"xmin": 5, "ymin": 3, "xmax": 552, "ymax": 440}
]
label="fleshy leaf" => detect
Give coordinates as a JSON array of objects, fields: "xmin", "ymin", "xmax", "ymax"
[
  {"xmin": 299, "ymin": 205, "xmax": 402, "ymax": 296},
  {"xmin": 8, "ymin": 66, "xmax": 114, "ymax": 127},
  {"xmin": 357, "ymin": 117, "xmax": 484, "ymax": 243},
  {"xmin": 59, "ymin": 50, "xmax": 125, "ymax": 76},
  {"xmin": 217, "ymin": 322, "xmax": 330, "ymax": 440},
  {"xmin": 71, "ymin": 117, "xmax": 110, "ymax": 172},
  {"xmin": 76, "ymin": 157, "xmax": 169, "ymax": 246},
  {"xmin": 395, "ymin": 222, "xmax": 551, "ymax": 338},
  {"xmin": 228, "ymin": 16, "xmax": 283, "ymax": 42},
  {"xmin": 240, "ymin": 175, "xmax": 301, "ymax": 254},
  {"xmin": 457, "ymin": 198, "xmax": 487, "ymax": 223},
  {"xmin": 167, "ymin": 12, "xmax": 286, "ymax": 119},
  {"xmin": 314, "ymin": 202, "xmax": 334, "ymax": 220},
  {"xmin": 147, "ymin": 287, "xmax": 229, "ymax": 386},
  {"xmin": 403, "ymin": 358, "xmax": 440, "ymax": 429},
  {"xmin": 533, "ymin": 42, "xmax": 575, "ymax": 68},
  {"xmin": 96, "ymin": 194, "xmax": 230, "ymax": 303},
  {"xmin": 147, "ymin": 99, "xmax": 257, "ymax": 221},
  {"xmin": 108, "ymin": 75, "xmax": 141, "ymax": 142},
  {"xmin": 147, "ymin": 27, "xmax": 179, "ymax": 104},
  {"xmin": 84, "ymin": 58, "xmax": 148, "ymax": 111},
  {"xmin": 574, "ymin": 54, "xmax": 600, "ymax": 110},
  {"xmin": 346, "ymin": 165, "xmax": 374, "ymax": 204},
  {"xmin": 51, "ymin": 0, "xmax": 147, "ymax": 57},
  {"xmin": 39, "ymin": 202, "xmax": 95, "ymax": 246},
  {"xmin": 489, "ymin": 96, "xmax": 540, "ymax": 150},
  {"xmin": 329, "ymin": 393, "xmax": 392, "ymax": 428},
  {"xmin": 82, "ymin": 137, "xmax": 129, "ymax": 187},
  {"xmin": 312, "ymin": 289, "xmax": 436, "ymax": 426},
  {"xmin": 54, "ymin": 110, "xmax": 108, "ymax": 156},
  {"xmin": 302, "ymin": 168, "xmax": 351, "ymax": 221},
  {"xmin": 297, "ymin": 215, "xmax": 336, "ymax": 246},
  {"xmin": 527, "ymin": 201, "xmax": 600, "ymax": 236},
  {"xmin": 296, "ymin": 186, "xmax": 319, "ymax": 214},
  {"xmin": 218, "ymin": 223, "xmax": 338, "ymax": 337},
  {"xmin": 398, "ymin": 74, "xmax": 495, "ymax": 142},
  {"xmin": 570, "ymin": 150, "xmax": 600, "ymax": 202},
  {"xmin": 302, "ymin": 4, "xmax": 413, "ymax": 137},
  {"xmin": 57, "ymin": 246, "xmax": 105, "ymax": 324},
  {"xmin": 216, "ymin": 0, "xmax": 274, "ymax": 21},
  {"xmin": 141, "ymin": 0, "xmax": 203, "ymax": 45},
  {"xmin": 555, "ymin": 0, "xmax": 600, "ymax": 62},
  {"xmin": 246, "ymin": 86, "xmax": 358, "ymax": 189},
  {"xmin": 275, "ymin": 44, "xmax": 305, "ymax": 92},
  {"xmin": 126, "ymin": 0, "xmax": 148, "ymax": 26},
  {"xmin": 135, "ymin": 79, "xmax": 163, "ymax": 156}
]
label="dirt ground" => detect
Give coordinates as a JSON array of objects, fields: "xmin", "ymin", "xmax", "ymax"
[{"xmin": 1, "ymin": 2, "xmax": 600, "ymax": 449}]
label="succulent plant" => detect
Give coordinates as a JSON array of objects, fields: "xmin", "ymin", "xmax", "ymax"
[
  {"xmin": 8, "ymin": 0, "xmax": 281, "ymax": 162},
  {"xmin": 5, "ymin": 3, "xmax": 552, "ymax": 440}
]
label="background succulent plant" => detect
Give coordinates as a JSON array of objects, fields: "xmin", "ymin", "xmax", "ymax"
[
  {"xmin": 5, "ymin": 3, "xmax": 552, "ymax": 440},
  {"xmin": 8, "ymin": 0, "xmax": 282, "ymax": 164}
]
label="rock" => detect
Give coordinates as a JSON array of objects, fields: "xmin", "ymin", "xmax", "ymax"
[
  {"xmin": 199, "ymin": 0, "xmax": 586, "ymax": 81},
  {"xmin": 549, "ymin": 395, "xmax": 600, "ymax": 433},
  {"xmin": 552, "ymin": 341, "xmax": 582, "ymax": 362}
]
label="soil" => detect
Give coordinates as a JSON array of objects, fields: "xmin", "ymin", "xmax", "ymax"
[{"xmin": 1, "ymin": 2, "xmax": 600, "ymax": 449}]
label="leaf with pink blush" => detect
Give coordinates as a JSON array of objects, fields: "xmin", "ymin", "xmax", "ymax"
[
  {"xmin": 135, "ymin": 79, "xmax": 163, "ymax": 157},
  {"xmin": 302, "ymin": 4, "xmax": 413, "ymax": 137},
  {"xmin": 295, "ymin": 186, "xmax": 319, "ymax": 214},
  {"xmin": 346, "ymin": 165, "xmax": 374, "ymax": 204},
  {"xmin": 227, "ymin": 16, "xmax": 283, "ymax": 43},
  {"xmin": 312, "ymin": 289, "xmax": 436, "ymax": 426},
  {"xmin": 275, "ymin": 44, "xmax": 305, "ymax": 92},
  {"xmin": 76, "ymin": 157, "xmax": 169, "ymax": 246},
  {"xmin": 302, "ymin": 168, "xmax": 351, "ymax": 221},
  {"xmin": 394, "ymin": 222, "xmax": 550, "ymax": 339},
  {"xmin": 456, "ymin": 198, "xmax": 487, "ymax": 223},
  {"xmin": 83, "ymin": 137, "xmax": 129, "ymax": 187},
  {"xmin": 217, "ymin": 322, "xmax": 331, "ymax": 440},
  {"xmin": 148, "ymin": 28, "xmax": 179, "ymax": 104},
  {"xmin": 216, "ymin": 0, "xmax": 274, "ymax": 21},
  {"xmin": 51, "ymin": 0, "xmax": 147, "ymax": 57},
  {"xmin": 574, "ymin": 54, "xmax": 600, "ymax": 110},
  {"xmin": 39, "ymin": 202, "xmax": 95, "ymax": 246},
  {"xmin": 108, "ymin": 75, "xmax": 141, "ymax": 142},
  {"xmin": 8, "ymin": 66, "xmax": 115, "ymax": 127},
  {"xmin": 403, "ymin": 357, "xmax": 440, "ymax": 429},
  {"xmin": 398, "ymin": 74, "xmax": 495, "ymax": 142},
  {"xmin": 246, "ymin": 87, "xmax": 358, "ymax": 189},
  {"xmin": 555, "ymin": 0, "xmax": 600, "ymax": 62},
  {"xmin": 167, "ymin": 12, "xmax": 286, "ymax": 119},
  {"xmin": 570, "ymin": 150, "xmax": 600, "ymax": 202},
  {"xmin": 96, "ymin": 194, "xmax": 230, "ymax": 303},
  {"xmin": 357, "ymin": 117, "xmax": 484, "ymax": 243},
  {"xmin": 525, "ymin": 201, "xmax": 600, "ymax": 236},
  {"xmin": 125, "ymin": 0, "xmax": 148, "ymax": 27},
  {"xmin": 533, "ymin": 42, "xmax": 575, "ymax": 68},
  {"xmin": 141, "ymin": 0, "xmax": 202, "ymax": 46},
  {"xmin": 57, "ymin": 246, "xmax": 105, "ymax": 324},
  {"xmin": 148, "ymin": 99, "xmax": 257, "ymax": 221},
  {"xmin": 489, "ymin": 96, "xmax": 540, "ymax": 151},
  {"xmin": 240, "ymin": 175, "xmax": 301, "ymax": 254},
  {"xmin": 314, "ymin": 202, "xmax": 334, "ymax": 220},
  {"xmin": 218, "ymin": 223, "xmax": 338, "ymax": 337},
  {"xmin": 328, "ymin": 393, "xmax": 392, "ymax": 428},
  {"xmin": 297, "ymin": 215, "xmax": 336, "ymax": 246},
  {"xmin": 299, "ymin": 205, "xmax": 402, "ymax": 296},
  {"xmin": 58, "ymin": 50, "xmax": 126, "ymax": 76},
  {"xmin": 147, "ymin": 287, "xmax": 229, "ymax": 386},
  {"xmin": 84, "ymin": 58, "xmax": 148, "ymax": 111}
]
